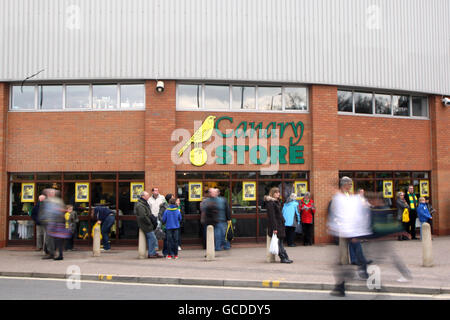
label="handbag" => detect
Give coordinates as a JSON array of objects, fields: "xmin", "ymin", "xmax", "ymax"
[
  {"xmin": 225, "ymin": 220, "xmax": 234, "ymax": 242},
  {"xmin": 402, "ymin": 208, "xmax": 410, "ymax": 223},
  {"xmin": 295, "ymin": 222, "xmax": 303, "ymax": 234},
  {"xmin": 269, "ymin": 233, "xmax": 279, "ymax": 255}
]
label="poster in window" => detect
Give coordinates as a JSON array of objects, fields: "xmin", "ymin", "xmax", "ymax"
[
  {"xmin": 383, "ymin": 180, "xmax": 393, "ymax": 198},
  {"xmin": 420, "ymin": 180, "xmax": 429, "ymax": 197},
  {"xmin": 21, "ymin": 183, "xmax": 35, "ymax": 203},
  {"xmin": 242, "ymin": 181, "xmax": 256, "ymax": 201},
  {"xmin": 188, "ymin": 182, "xmax": 203, "ymax": 202},
  {"xmin": 130, "ymin": 182, "xmax": 145, "ymax": 202},
  {"xmin": 75, "ymin": 183, "xmax": 89, "ymax": 202},
  {"xmin": 294, "ymin": 181, "xmax": 308, "ymax": 200}
]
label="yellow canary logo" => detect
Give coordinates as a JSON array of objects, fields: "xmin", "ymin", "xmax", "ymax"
[{"xmin": 177, "ymin": 115, "xmax": 216, "ymax": 166}]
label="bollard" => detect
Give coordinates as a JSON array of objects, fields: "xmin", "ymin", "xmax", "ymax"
[
  {"xmin": 422, "ymin": 223, "xmax": 433, "ymax": 267},
  {"xmin": 266, "ymin": 235, "xmax": 276, "ymax": 263},
  {"xmin": 206, "ymin": 225, "xmax": 215, "ymax": 261},
  {"xmin": 93, "ymin": 224, "xmax": 101, "ymax": 257},
  {"xmin": 339, "ymin": 238, "xmax": 349, "ymax": 265},
  {"xmin": 138, "ymin": 229, "xmax": 147, "ymax": 259}
]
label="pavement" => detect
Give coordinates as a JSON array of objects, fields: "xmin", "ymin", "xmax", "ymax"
[{"xmin": 1, "ymin": 236, "xmax": 450, "ymax": 297}]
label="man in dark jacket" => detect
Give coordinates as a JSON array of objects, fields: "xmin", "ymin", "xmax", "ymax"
[
  {"xmin": 135, "ymin": 191, "xmax": 162, "ymax": 258},
  {"xmin": 31, "ymin": 194, "xmax": 46, "ymax": 251},
  {"xmin": 93, "ymin": 206, "xmax": 115, "ymax": 251}
]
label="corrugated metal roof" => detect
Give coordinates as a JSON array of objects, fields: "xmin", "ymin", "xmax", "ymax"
[{"xmin": 1, "ymin": 0, "xmax": 449, "ymax": 95}]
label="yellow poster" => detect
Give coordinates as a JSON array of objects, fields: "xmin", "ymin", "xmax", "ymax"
[
  {"xmin": 189, "ymin": 182, "xmax": 203, "ymax": 202},
  {"xmin": 383, "ymin": 180, "xmax": 393, "ymax": 198},
  {"xmin": 75, "ymin": 183, "xmax": 89, "ymax": 202},
  {"xmin": 420, "ymin": 180, "xmax": 429, "ymax": 197},
  {"xmin": 294, "ymin": 181, "xmax": 308, "ymax": 200},
  {"xmin": 242, "ymin": 181, "xmax": 256, "ymax": 201},
  {"xmin": 21, "ymin": 183, "xmax": 35, "ymax": 203}
]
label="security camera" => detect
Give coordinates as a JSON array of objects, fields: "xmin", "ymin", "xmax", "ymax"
[
  {"xmin": 156, "ymin": 81, "xmax": 164, "ymax": 93},
  {"xmin": 443, "ymin": 97, "xmax": 450, "ymax": 106}
]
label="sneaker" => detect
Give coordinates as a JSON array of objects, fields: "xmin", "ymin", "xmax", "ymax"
[
  {"xmin": 174, "ymin": 256, "xmax": 179, "ymax": 260},
  {"xmin": 167, "ymin": 255, "xmax": 172, "ymax": 260},
  {"xmin": 330, "ymin": 283, "xmax": 346, "ymax": 297}
]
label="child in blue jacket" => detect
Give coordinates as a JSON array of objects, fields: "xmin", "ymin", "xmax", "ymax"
[
  {"xmin": 162, "ymin": 198, "xmax": 182, "ymax": 259},
  {"xmin": 417, "ymin": 197, "xmax": 432, "ymax": 240}
]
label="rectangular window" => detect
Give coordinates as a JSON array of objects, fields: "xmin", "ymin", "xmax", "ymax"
[
  {"xmin": 354, "ymin": 92, "xmax": 373, "ymax": 114},
  {"xmin": 375, "ymin": 94, "xmax": 391, "ymax": 115},
  {"xmin": 177, "ymin": 84, "xmax": 202, "ymax": 109},
  {"xmin": 92, "ymin": 84, "xmax": 118, "ymax": 109},
  {"xmin": 392, "ymin": 95, "xmax": 410, "ymax": 116},
  {"xmin": 412, "ymin": 97, "xmax": 428, "ymax": 117},
  {"xmin": 38, "ymin": 85, "xmax": 63, "ymax": 110},
  {"xmin": 284, "ymin": 87, "xmax": 308, "ymax": 111},
  {"xmin": 204, "ymin": 85, "xmax": 229, "ymax": 109},
  {"xmin": 11, "ymin": 86, "xmax": 35, "ymax": 110},
  {"xmin": 338, "ymin": 90, "xmax": 353, "ymax": 112},
  {"xmin": 231, "ymin": 86, "xmax": 256, "ymax": 110},
  {"xmin": 257, "ymin": 87, "xmax": 282, "ymax": 111},
  {"xmin": 66, "ymin": 85, "xmax": 90, "ymax": 109},
  {"xmin": 120, "ymin": 84, "xmax": 145, "ymax": 109}
]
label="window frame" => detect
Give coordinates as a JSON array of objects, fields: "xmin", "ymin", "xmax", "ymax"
[
  {"xmin": 176, "ymin": 82, "xmax": 309, "ymax": 113},
  {"xmin": 9, "ymin": 82, "xmax": 146, "ymax": 112},
  {"xmin": 338, "ymin": 89, "xmax": 429, "ymax": 120}
]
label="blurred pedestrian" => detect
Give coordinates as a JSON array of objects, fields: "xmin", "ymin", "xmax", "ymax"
[
  {"xmin": 265, "ymin": 187, "xmax": 292, "ymax": 264},
  {"xmin": 200, "ymin": 189, "xmax": 213, "ymax": 249},
  {"xmin": 349, "ymin": 189, "xmax": 372, "ymax": 267},
  {"xmin": 135, "ymin": 191, "xmax": 162, "ymax": 259},
  {"xmin": 300, "ymin": 192, "xmax": 316, "ymax": 246},
  {"xmin": 206, "ymin": 188, "xmax": 231, "ymax": 251},
  {"xmin": 396, "ymin": 191, "xmax": 410, "ymax": 241},
  {"xmin": 92, "ymin": 206, "xmax": 115, "ymax": 251},
  {"xmin": 405, "ymin": 185, "xmax": 419, "ymax": 240},
  {"xmin": 282, "ymin": 193, "xmax": 300, "ymax": 247},
  {"xmin": 417, "ymin": 197, "xmax": 432, "ymax": 240},
  {"xmin": 162, "ymin": 197, "xmax": 182, "ymax": 259},
  {"xmin": 176, "ymin": 198, "xmax": 184, "ymax": 251},
  {"xmin": 425, "ymin": 197, "xmax": 436, "ymax": 234},
  {"xmin": 328, "ymin": 177, "xmax": 372, "ymax": 296},
  {"xmin": 64, "ymin": 204, "xmax": 79, "ymax": 251},
  {"xmin": 31, "ymin": 194, "xmax": 46, "ymax": 252},
  {"xmin": 159, "ymin": 194, "xmax": 174, "ymax": 257},
  {"xmin": 44, "ymin": 189, "xmax": 71, "ymax": 260}
]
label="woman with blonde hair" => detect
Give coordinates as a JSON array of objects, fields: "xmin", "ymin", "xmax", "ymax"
[{"xmin": 264, "ymin": 187, "xmax": 293, "ymax": 263}]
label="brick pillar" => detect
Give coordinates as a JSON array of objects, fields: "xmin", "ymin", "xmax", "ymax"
[
  {"xmin": 429, "ymin": 96, "xmax": 450, "ymax": 236},
  {"xmin": 0, "ymin": 83, "xmax": 9, "ymax": 248},
  {"xmin": 309, "ymin": 85, "xmax": 338, "ymax": 244},
  {"xmin": 144, "ymin": 80, "xmax": 176, "ymax": 196}
]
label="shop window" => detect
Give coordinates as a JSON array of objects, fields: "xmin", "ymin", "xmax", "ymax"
[
  {"xmin": 120, "ymin": 84, "xmax": 145, "ymax": 109},
  {"xmin": 10, "ymin": 183, "xmax": 29, "ymax": 216},
  {"xmin": 177, "ymin": 84, "xmax": 202, "ymax": 109},
  {"xmin": 284, "ymin": 172, "xmax": 308, "ymax": 180},
  {"xmin": 204, "ymin": 172, "xmax": 230, "ymax": 180},
  {"xmin": 38, "ymin": 85, "xmax": 63, "ymax": 110},
  {"xmin": 66, "ymin": 85, "xmax": 90, "ymax": 109},
  {"xmin": 232, "ymin": 86, "xmax": 256, "ymax": 110},
  {"xmin": 9, "ymin": 221, "xmax": 34, "ymax": 240},
  {"xmin": 338, "ymin": 90, "xmax": 353, "ymax": 112},
  {"xmin": 396, "ymin": 180, "xmax": 411, "ymax": 195},
  {"xmin": 257, "ymin": 87, "xmax": 282, "ymax": 111},
  {"xmin": 64, "ymin": 173, "xmax": 90, "ymax": 180},
  {"xmin": 204, "ymin": 85, "xmax": 229, "ymax": 109},
  {"xmin": 355, "ymin": 180, "xmax": 374, "ymax": 193},
  {"xmin": 92, "ymin": 173, "xmax": 117, "ymax": 180},
  {"xmin": 375, "ymin": 93, "xmax": 391, "ymax": 115},
  {"xmin": 233, "ymin": 218, "xmax": 257, "ymax": 238},
  {"xmin": 231, "ymin": 172, "xmax": 257, "ymax": 179},
  {"xmin": 412, "ymin": 97, "xmax": 428, "ymax": 117},
  {"xmin": 177, "ymin": 182, "xmax": 202, "ymax": 215},
  {"xmin": 355, "ymin": 172, "xmax": 374, "ymax": 179},
  {"xmin": 176, "ymin": 172, "xmax": 203, "ymax": 180},
  {"xmin": 119, "ymin": 172, "xmax": 145, "ymax": 180},
  {"xmin": 92, "ymin": 84, "xmax": 117, "ymax": 109},
  {"xmin": 394, "ymin": 172, "xmax": 411, "ymax": 179},
  {"xmin": 412, "ymin": 172, "xmax": 428, "ymax": 179},
  {"xmin": 11, "ymin": 174, "xmax": 34, "ymax": 180},
  {"xmin": 11, "ymin": 85, "xmax": 35, "ymax": 110},
  {"xmin": 36, "ymin": 173, "xmax": 62, "ymax": 181},
  {"xmin": 375, "ymin": 172, "xmax": 393, "ymax": 178},
  {"xmin": 231, "ymin": 182, "xmax": 257, "ymax": 215},
  {"xmin": 258, "ymin": 180, "xmax": 282, "ymax": 213},
  {"xmin": 354, "ymin": 92, "xmax": 373, "ymax": 114},
  {"xmin": 284, "ymin": 87, "xmax": 308, "ymax": 111}
]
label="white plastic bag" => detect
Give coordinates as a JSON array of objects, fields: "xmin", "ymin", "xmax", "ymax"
[{"xmin": 269, "ymin": 233, "xmax": 279, "ymax": 255}]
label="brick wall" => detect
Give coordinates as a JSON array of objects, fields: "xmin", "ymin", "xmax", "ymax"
[
  {"xmin": 7, "ymin": 111, "xmax": 145, "ymax": 172},
  {"xmin": 309, "ymin": 85, "xmax": 339, "ymax": 244},
  {"xmin": 430, "ymin": 96, "xmax": 450, "ymax": 235},
  {"xmin": 338, "ymin": 116, "xmax": 432, "ymax": 171}
]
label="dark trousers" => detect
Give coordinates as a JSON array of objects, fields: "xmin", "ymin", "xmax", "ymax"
[
  {"xmin": 277, "ymin": 237, "xmax": 289, "ymax": 261},
  {"xmin": 65, "ymin": 233, "xmax": 75, "ymax": 250},
  {"xmin": 302, "ymin": 223, "xmax": 313, "ymax": 245},
  {"xmin": 408, "ymin": 209, "xmax": 418, "ymax": 239},
  {"xmin": 54, "ymin": 238, "xmax": 64, "ymax": 258},
  {"xmin": 285, "ymin": 226, "xmax": 296, "ymax": 246},
  {"xmin": 166, "ymin": 229, "xmax": 179, "ymax": 256}
]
